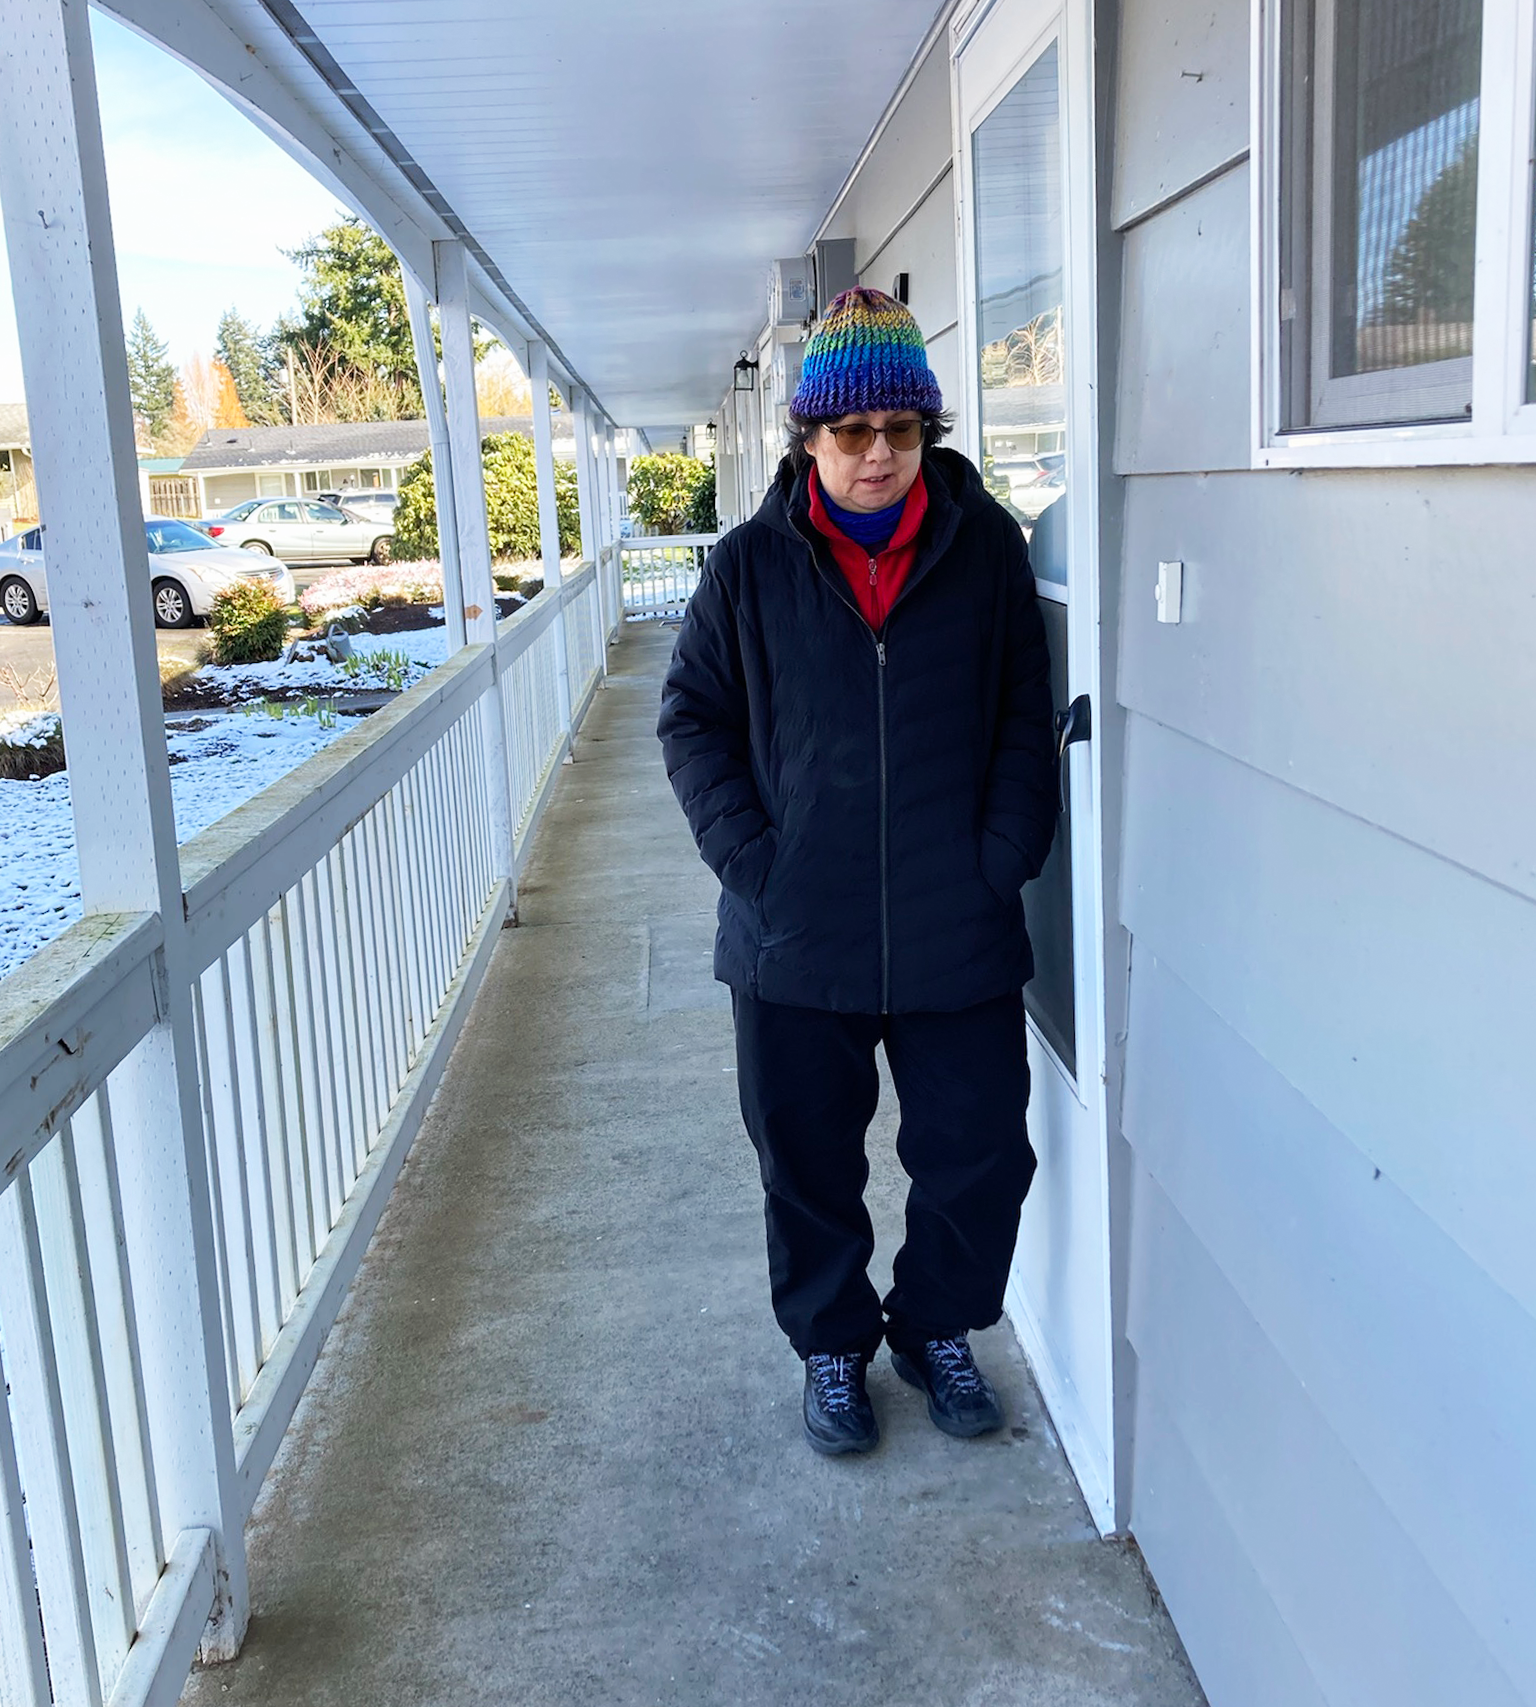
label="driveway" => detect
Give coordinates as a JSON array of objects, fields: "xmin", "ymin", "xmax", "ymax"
[{"xmin": 0, "ymin": 620, "xmax": 207, "ymax": 713}]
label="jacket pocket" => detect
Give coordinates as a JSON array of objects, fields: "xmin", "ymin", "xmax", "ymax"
[{"xmin": 979, "ymin": 827, "xmax": 1027, "ymax": 906}]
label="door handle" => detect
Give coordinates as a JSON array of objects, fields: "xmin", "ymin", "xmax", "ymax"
[{"xmin": 1054, "ymin": 694, "xmax": 1091, "ymax": 815}]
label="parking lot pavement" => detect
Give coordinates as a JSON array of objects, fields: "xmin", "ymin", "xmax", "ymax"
[{"xmin": 0, "ymin": 621, "xmax": 207, "ymax": 713}]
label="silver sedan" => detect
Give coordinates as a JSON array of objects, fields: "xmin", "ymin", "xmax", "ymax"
[
  {"xmin": 204, "ymin": 498, "xmax": 394, "ymax": 566},
  {"xmin": 0, "ymin": 518, "xmax": 295, "ymax": 627}
]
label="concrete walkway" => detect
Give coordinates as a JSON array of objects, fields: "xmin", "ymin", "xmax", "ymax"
[{"xmin": 181, "ymin": 623, "xmax": 1205, "ymax": 1707}]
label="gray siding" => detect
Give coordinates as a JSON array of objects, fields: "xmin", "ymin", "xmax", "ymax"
[
  {"xmin": 1108, "ymin": 0, "xmax": 1536, "ymax": 1701},
  {"xmin": 1111, "ymin": 0, "xmax": 1248, "ymax": 229},
  {"xmin": 1115, "ymin": 164, "xmax": 1250, "ymax": 473}
]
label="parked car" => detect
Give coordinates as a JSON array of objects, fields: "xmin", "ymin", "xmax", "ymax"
[
  {"xmin": 204, "ymin": 498, "xmax": 394, "ymax": 565},
  {"xmin": 0, "ymin": 518, "xmax": 295, "ymax": 628},
  {"xmin": 319, "ymin": 490, "xmax": 399, "ymax": 524}
]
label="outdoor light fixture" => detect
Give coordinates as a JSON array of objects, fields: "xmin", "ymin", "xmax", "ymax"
[{"xmin": 733, "ymin": 353, "xmax": 758, "ymax": 392}]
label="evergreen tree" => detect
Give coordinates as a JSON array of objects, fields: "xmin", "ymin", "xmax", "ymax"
[
  {"xmin": 125, "ymin": 308, "xmax": 176, "ymax": 442},
  {"xmin": 216, "ymin": 307, "xmax": 282, "ymax": 424},
  {"xmin": 278, "ymin": 217, "xmax": 422, "ymax": 418}
]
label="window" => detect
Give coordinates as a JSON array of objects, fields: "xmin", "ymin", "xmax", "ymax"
[
  {"xmin": 302, "ymin": 469, "xmax": 334, "ymax": 493},
  {"xmin": 972, "ymin": 41, "xmax": 1068, "ymax": 580},
  {"xmin": 1263, "ymin": 0, "xmax": 1536, "ymax": 458}
]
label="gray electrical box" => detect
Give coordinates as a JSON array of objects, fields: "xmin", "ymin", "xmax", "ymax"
[
  {"xmin": 811, "ymin": 238, "xmax": 858, "ymax": 314},
  {"xmin": 770, "ymin": 257, "xmax": 814, "ymax": 335}
]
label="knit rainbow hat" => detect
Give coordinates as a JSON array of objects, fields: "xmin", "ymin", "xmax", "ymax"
[{"xmin": 790, "ymin": 287, "xmax": 943, "ymax": 419}]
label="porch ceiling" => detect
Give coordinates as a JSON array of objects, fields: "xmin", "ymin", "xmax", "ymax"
[{"xmin": 122, "ymin": 0, "xmax": 946, "ymax": 430}]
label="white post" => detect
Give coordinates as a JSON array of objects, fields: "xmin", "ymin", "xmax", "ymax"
[
  {"xmin": 604, "ymin": 425, "xmax": 622, "ymax": 631},
  {"xmin": 0, "ymin": 0, "xmax": 248, "ymax": 1660},
  {"xmin": 572, "ymin": 390, "xmax": 598, "ymax": 565},
  {"xmin": 528, "ymin": 341, "xmax": 573, "ymax": 751},
  {"xmin": 435, "ymin": 239, "xmax": 515, "ymax": 896},
  {"xmin": 571, "ymin": 391, "xmax": 610, "ymax": 673},
  {"xmin": 402, "ymin": 265, "xmax": 465, "ymax": 653}
]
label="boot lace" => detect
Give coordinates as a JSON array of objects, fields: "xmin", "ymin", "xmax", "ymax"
[
  {"xmin": 928, "ymin": 1337, "xmax": 985, "ymax": 1396},
  {"xmin": 808, "ymin": 1353, "xmax": 863, "ymax": 1414}
]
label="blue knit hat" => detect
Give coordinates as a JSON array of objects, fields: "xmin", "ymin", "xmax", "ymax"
[{"xmin": 790, "ymin": 287, "xmax": 944, "ymax": 419}]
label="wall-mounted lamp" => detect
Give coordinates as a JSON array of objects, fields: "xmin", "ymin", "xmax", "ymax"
[{"xmin": 733, "ymin": 353, "xmax": 759, "ymax": 392}]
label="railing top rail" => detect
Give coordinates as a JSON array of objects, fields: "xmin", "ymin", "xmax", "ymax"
[
  {"xmin": 620, "ymin": 533, "xmax": 719, "ymax": 551},
  {"xmin": 0, "ymin": 909, "xmax": 162, "ymax": 1168}
]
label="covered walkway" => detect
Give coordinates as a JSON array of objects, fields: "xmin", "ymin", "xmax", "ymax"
[{"xmin": 180, "ymin": 624, "xmax": 1203, "ymax": 1707}]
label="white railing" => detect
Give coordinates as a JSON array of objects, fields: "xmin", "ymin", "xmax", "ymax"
[
  {"xmin": 619, "ymin": 534, "xmax": 718, "ymax": 617},
  {"xmin": 0, "ymin": 558, "xmax": 613, "ymax": 1707}
]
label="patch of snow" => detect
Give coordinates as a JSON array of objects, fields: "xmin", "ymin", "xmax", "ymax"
[
  {"xmin": 0, "ymin": 708, "xmax": 358, "ymax": 981},
  {"xmin": 0, "ymin": 710, "xmax": 62, "ymax": 748},
  {"xmin": 196, "ymin": 625, "xmax": 447, "ymax": 698}
]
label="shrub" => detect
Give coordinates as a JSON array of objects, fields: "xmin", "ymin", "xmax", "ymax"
[
  {"xmin": 392, "ymin": 431, "xmax": 580, "ymax": 561},
  {"xmin": 628, "ymin": 453, "xmax": 714, "ymax": 534},
  {"xmin": 683, "ymin": 462, "xmax": 717, "ymax": 533},
  {"xmin": 208, "ymin": 580, "xmax": 289, "ymax": 665},
  {"xmin": 300, "ymin": 560, "xmax": 444, "ymax": 622},
  {"xmin": 0, "ymin": 711, "xmax": 65, "ymax": 781}
]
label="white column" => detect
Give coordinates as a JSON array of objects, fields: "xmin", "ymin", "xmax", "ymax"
[
  {"xmin": 435, "ymin": 239, "xmax": 515, "ymax": 891},
  {"xmin": 571, "ymin": 390, "xmax": 598, "ymax": 565},
  {"xmin": 528, "ymin": 341, "xmax": 573, "ymax": 749},
  {"xmin": 0, "ymin": 0, "xmax": 248, "ymax": 1659},
  {"xmin": 570, "ymin": 391, "xmax": 609, "ymax": 677},
  {"xmin": 402, "ymin": 265, "xmax": 464, "ymax": 652}
]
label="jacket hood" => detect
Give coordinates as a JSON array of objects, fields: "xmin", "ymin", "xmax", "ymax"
[{"xmin": 758, "ymin": 444, "xmax": 996, "ymax": 542}]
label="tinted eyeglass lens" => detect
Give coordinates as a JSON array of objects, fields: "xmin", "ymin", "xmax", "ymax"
[{"xmin": 828, "ymin": 420, "xmax": 923, "ymax": 451}]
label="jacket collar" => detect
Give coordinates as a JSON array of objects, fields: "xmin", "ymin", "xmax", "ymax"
[{"xmin": 761, "ymin": 447, "xmax": 982, "ymax": 623}]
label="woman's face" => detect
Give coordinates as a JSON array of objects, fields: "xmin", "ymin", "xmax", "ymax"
[{"xmin": 809, "ymin": 411, "xmax": 924, "ymax": 513}]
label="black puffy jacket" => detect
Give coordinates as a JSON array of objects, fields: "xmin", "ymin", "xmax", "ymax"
[{"xmin": 658, "ymin": 446, "xmax": 1056, "ymax": 1014}]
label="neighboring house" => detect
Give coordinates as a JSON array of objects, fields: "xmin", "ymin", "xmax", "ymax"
[
  {"xmin": 0, "ymin": 401, "xmax": 37, "ymax": 535},
  {"xmin": 713, "ymin": 6, "xmax": 1534, "ymax": 1704},
  {"xmin": 180, "ymin": 414, "xmax": 580, "ymax": 516},
  {"xmin": 139, "ymin": 455, "xmax": 200, "ymax": 520}
]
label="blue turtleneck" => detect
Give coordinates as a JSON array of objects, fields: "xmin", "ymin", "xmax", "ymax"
[{"xmin": 820, "ymin": 489, "xmax": 907, "ymax": 552}]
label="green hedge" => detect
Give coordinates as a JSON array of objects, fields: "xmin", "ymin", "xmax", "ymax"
[
  {"xmin": 208, "ymin": 581, "xmax": 289, "ymax": 665},
  {"xmin": 393, "ymin": 430, "xmax": 580, "ymax": 561},
  {"xmin": 627, "ymin": 453, "xmax": 715, "ymax": 534}
]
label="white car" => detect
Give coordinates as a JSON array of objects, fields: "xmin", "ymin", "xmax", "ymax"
[
  {"xmin": 0, "ymin": 517, "xmax": 296, "ymax": 628},
  {"xmin": 203, "ymin": 498, "xmax": 394, "ymax": 566}
]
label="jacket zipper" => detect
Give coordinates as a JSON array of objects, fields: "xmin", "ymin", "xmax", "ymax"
[
  {"xmin": 875, "ymin": 633, "xmax": 890, "ymax": 1014},
  {"xmin": 794, "ymin": 530, "xmax": 900, "ymax": 1013}
]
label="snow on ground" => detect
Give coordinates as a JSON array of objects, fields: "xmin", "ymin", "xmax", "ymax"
[
  {"xmin": 0, "ymin": 707, "xmax": 365, "ymax": 981},
  {"xmin": 195, "ymin": 625, "xmax": 448, "ymax": 699},
  {"xmin": 0, "ymin": 623, "xmax": 459, "ymax": 982}
]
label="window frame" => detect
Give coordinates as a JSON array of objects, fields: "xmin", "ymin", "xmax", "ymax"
[{"xmin": 1254, "ymin": 0, "xmax": 1536, "ymax": 467}]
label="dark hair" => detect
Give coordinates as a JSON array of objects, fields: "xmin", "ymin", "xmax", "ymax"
[{"xmin": 784, "ymin": 409, "xmax": 955, "ymax": 473}]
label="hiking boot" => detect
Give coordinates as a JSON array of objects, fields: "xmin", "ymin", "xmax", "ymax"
[
  {"xmin": 891, "ymin": 1335, "xmax": 1004, "ymax": 1438},
  {"xmin": 803, "ymin": 1353, "xmax": 878, "ymax": 1455}
]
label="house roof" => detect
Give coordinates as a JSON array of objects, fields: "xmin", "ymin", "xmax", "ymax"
[
  {"xmin": 181, "ymin": 413, "xmax": 574, "ymax": 472},
  {"xmin": 0, "ymin": 402, "xmax": 30, "ymax": 451}
]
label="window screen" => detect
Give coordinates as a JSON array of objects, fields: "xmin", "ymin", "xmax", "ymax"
[
  {"xmin": 1282, "ymin": 0, "xmax": 1483, "ymax": 429},
  {"xmin": 1528, "ymin": 117, "xmax": 1536, "ymax": 404}
]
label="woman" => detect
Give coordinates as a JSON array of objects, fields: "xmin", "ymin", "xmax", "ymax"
[{"xmin": 659, "ymin": 288, "xmax": 1057, "ymax": 1455}]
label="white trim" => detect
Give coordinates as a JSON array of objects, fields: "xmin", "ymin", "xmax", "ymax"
[{"xmin": 954, "ymin": 0, "xmax": 1117, "ymax": 1537}]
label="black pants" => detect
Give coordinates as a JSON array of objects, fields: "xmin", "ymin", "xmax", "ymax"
[{"xmin": 732, "ymin": 990, "xmax": 1037, "ymax": 1359}]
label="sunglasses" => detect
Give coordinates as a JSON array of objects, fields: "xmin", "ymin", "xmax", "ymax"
[{"xmin": 822, "ymin": 418, "xmax": 925, "ymax": 453}]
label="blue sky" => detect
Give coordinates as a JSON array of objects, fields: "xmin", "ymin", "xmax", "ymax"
[{"xmin": 0, "ymin": 11, "xmax": 349, "ymax": 400}]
